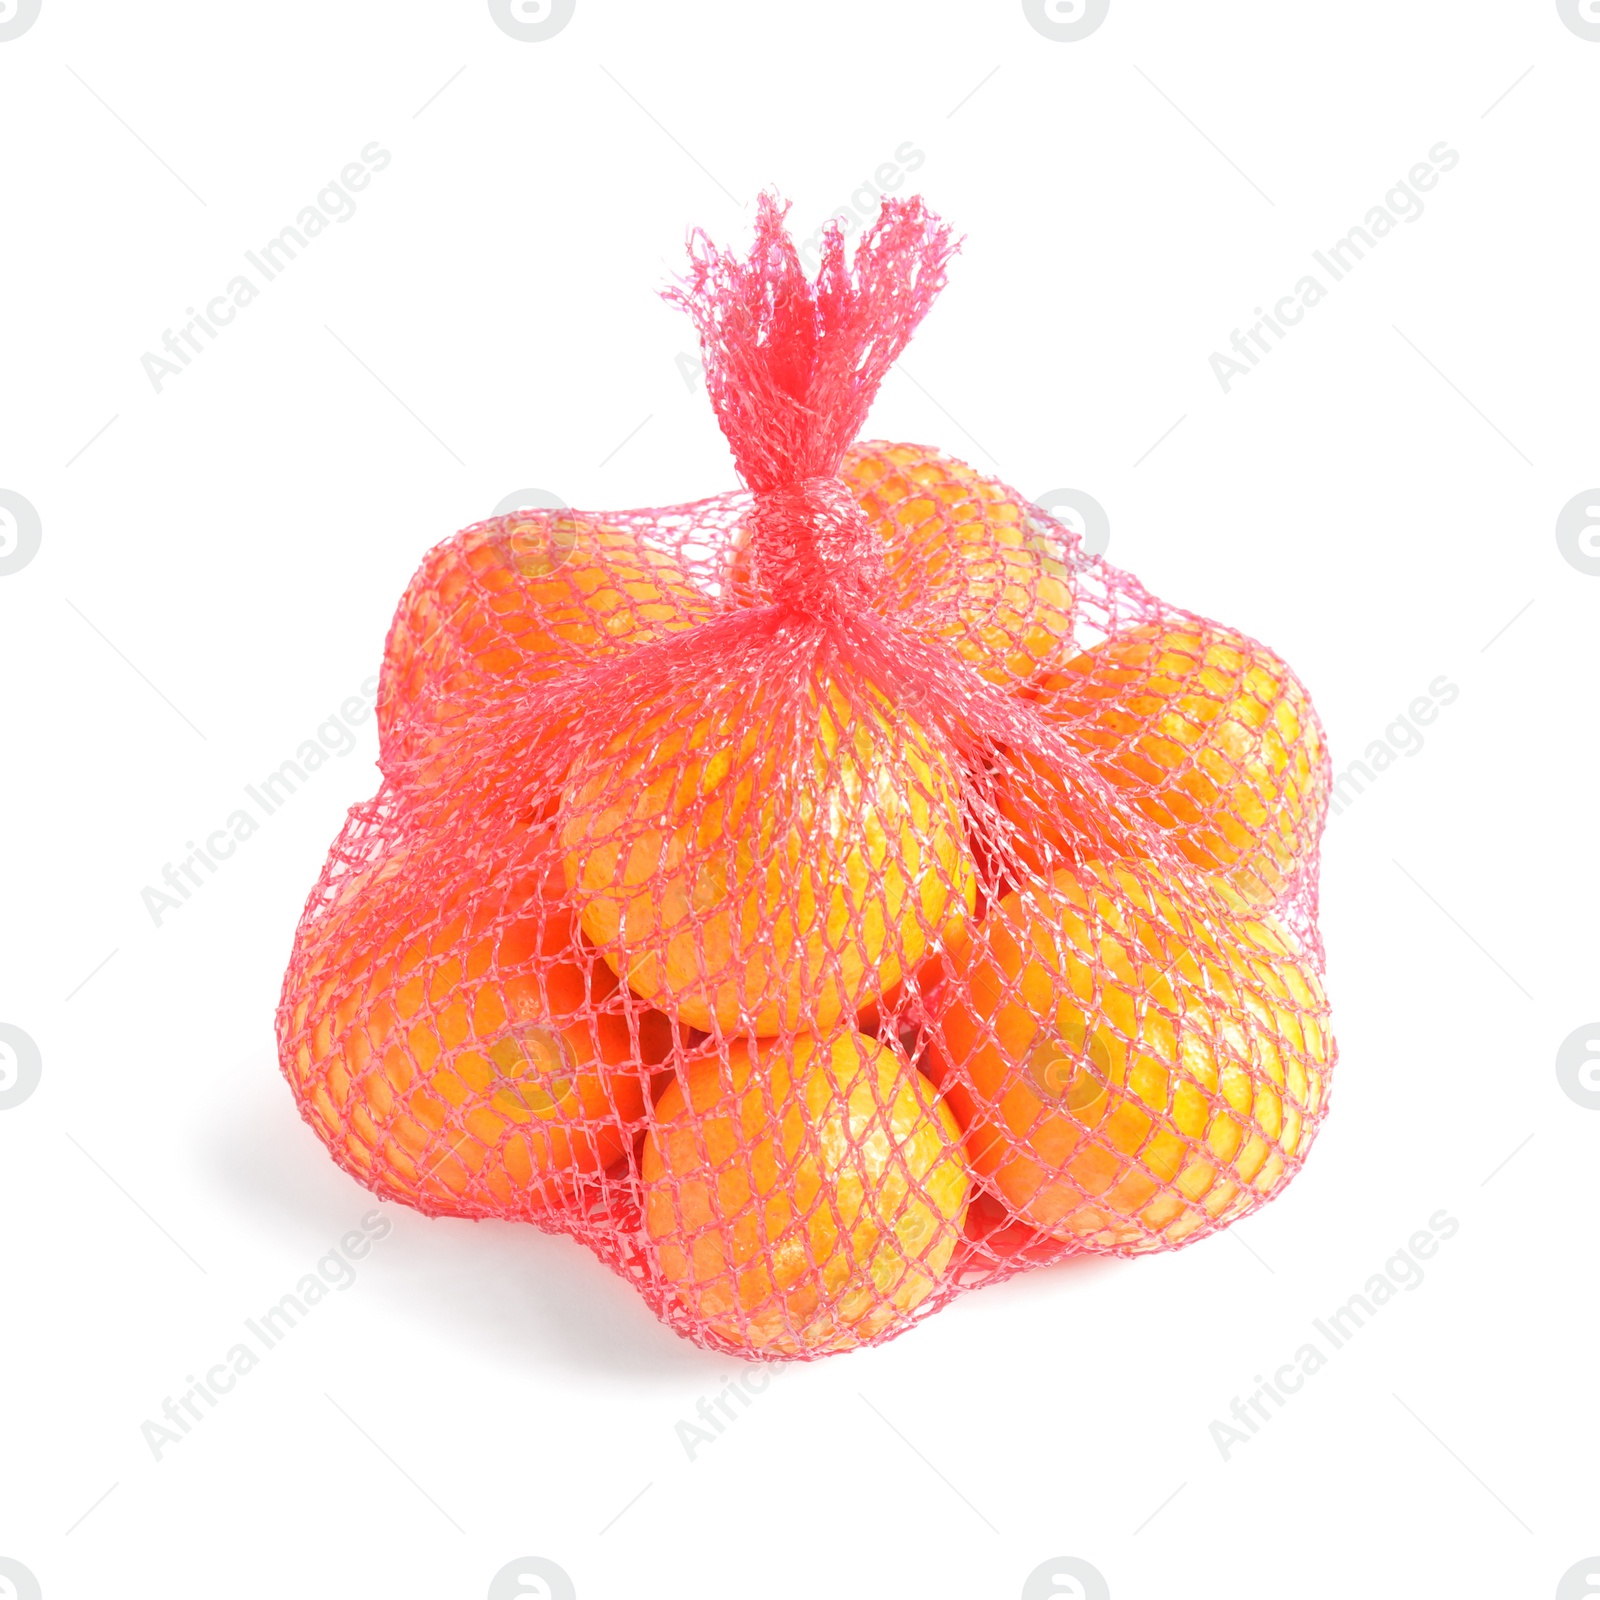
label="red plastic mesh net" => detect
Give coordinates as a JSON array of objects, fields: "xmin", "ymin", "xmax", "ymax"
[{"xmin": 277, "ymin": 194, "xmax": 1335, "ymax": 1360}]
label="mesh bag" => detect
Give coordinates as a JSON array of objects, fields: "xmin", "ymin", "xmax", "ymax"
[{"xmin": 277, "ymin": 194, "xmax": 1335, "ymax": 1360}]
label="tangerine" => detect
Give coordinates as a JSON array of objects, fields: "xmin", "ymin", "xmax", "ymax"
[
  {"xmin": 640, "ymin": 1029, "xmax": 970, "ymax": 1355},
  {"xmin": 997, "ymin": 619, "xmax": 1326, "ymax": 903},
  {"xmin": 559, "ymin": 669, "xmax": 976, "ymax": 1036},
  {"xmin": 378, "ymin": 510, "xmax": 709, "ymax": 773},
  {"xmin": 730, "ymin": 442, "xmax": 1075, "ymax": 687},
  {"xmin": 924, "ymin": 863, "xmax": 1331, "ymax": 1251},
  {"xmin": 281, "ymin": 838, "xmax": 668, "ymax": 1218}
]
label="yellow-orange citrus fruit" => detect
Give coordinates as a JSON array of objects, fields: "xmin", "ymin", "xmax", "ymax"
[
  {"xmin": 730, "ymin": 442, "xmax": 1075, "ymax": 687},
  {"xmin": 997, "ymin": 620, "xmax": 1325, "ymax": 904},
  {"xmin": 846, "ymin": 441, "xmax": 1075, "ymax": 684},
  {"xmin": 378, "ymin": 510, "xmax": 710, "ymax": 767},
  {"xmin": 925, "ymin": 864, "xmax": 1331, "ymax": 1252},
  {"xmin": 640, "ymin": 1029, "xmax": 971, "ymax": 1355},
  {"xmin": 560, "ymin": 672, "xmax": 977, "ymax": 1036},
  {"xmin": 282, "ymin": 841, "xmax": 669, "ymax": 1218}
]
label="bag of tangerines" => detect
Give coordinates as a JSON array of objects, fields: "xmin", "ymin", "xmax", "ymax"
[{"xmin": 277, "ymin": 193, "xmax": 1334, "ymax": 1360}]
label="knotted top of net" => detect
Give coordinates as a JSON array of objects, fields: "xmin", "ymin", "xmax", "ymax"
[{"xmin": 666, "ymin": 193, "xmax": 957, "ymax": 616}]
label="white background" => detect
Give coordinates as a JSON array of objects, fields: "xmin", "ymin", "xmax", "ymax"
[{"xmin": 2, "ymin": 2, "xmax": 1597, "ymax": 1597}]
